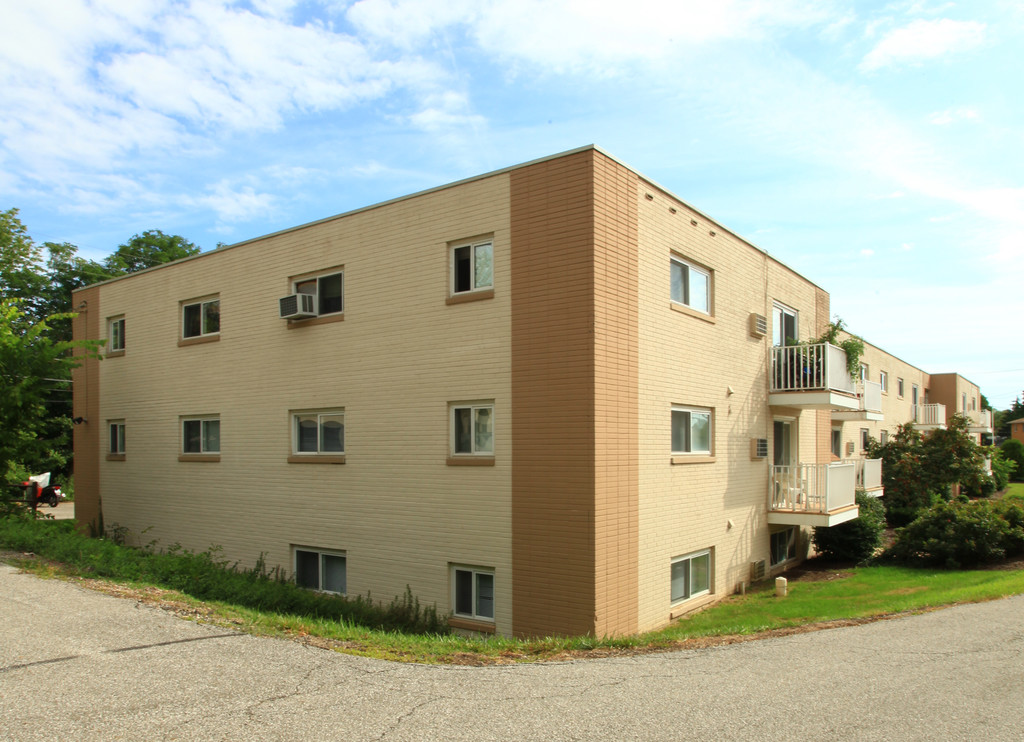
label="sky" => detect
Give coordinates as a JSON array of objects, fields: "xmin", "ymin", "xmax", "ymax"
[{"xmin": 1, "ymin": 0, "xmax": 1022, "ymax": 408}]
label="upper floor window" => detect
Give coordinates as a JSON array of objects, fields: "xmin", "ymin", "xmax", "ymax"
[
  {"xmin": 294, "ymin": 271, "xmax": 343, "ymax": 316},
  {"xmin": 293, "ymin": 410, "xmax": 345, "ymax": 455},
  {"xmin": 772, "ymin": 303, "xmax": 798, "ymax": 346},
  {"xmin": 182, "ymin": 298, "xmax": 219, "ymax": 339},
  {"xmin": 108, "ymin": 420, "xmax": 126, "ymax": 456},
  {"xmin": 897, "ymin": 377, "xmax": 905, "ymax": 398},
  {"xmin": 182, "ymin": 417, "xmax": 220, "ymax": 454},
  {"xmin": 452, "ymin": 240, "xmax": 493, "ymax": 295},
  {"xmin": 672, "ymin": 406, "xmax": 712, "ymax": 455},
  {"xmin": 451, "ymin": 403, "xmax": 494, "ymax": 456},
  {"xmin": 670, "ymin": 257, "xmax": 710, "ymax": 314},
  {"xmin": 859, "ymin": 364, "xmax": 868, "ymax": 382},
  {"xmin": 879, "ymin": 371, "xmax": 888, "ymax": 393},
  {"xmin": 108, "ymin": 316, "xmax": 125, "ymax": 353}
]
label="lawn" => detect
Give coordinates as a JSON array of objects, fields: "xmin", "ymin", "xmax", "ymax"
[
  {"xmin": 1003, "ymin": 481, "xmax": 1024, "ymax": 500},
  {"xmin": 3, "ymin": 515, "xmax": 1024, "ymax": 664}
]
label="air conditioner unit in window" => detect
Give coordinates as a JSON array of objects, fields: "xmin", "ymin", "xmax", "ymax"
[
  {"xmin": 750, "ymin": 559, "xmax": 766, "ymax": 582},
  {"xmin": 750, "ymin": 313, "xmax": 768, "ymax": 338},
  {"xmin": 279, "ymin": 293, "xmax": 317, "ymax": 319}
]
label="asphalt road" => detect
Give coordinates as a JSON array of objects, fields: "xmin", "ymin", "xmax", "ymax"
[{"xmin": 1, "ymin": 562, "xmax": 1022, "ymax": 741}]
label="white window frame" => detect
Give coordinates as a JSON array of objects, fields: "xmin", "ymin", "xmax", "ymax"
[
  {"xmin": 879, "ymin": 371, "xmax": 888, "ymax": 393},
  {"xmin": 451, "ymin": 240, "xmax": 493, "ymax": 295},
  {"xmin": 859, "ymin": 363, "xmax": 868, "ymax": 382},
  {"xmin": 293, "ymin": 270, "xmax": 344, "ymax": 316},
  {"xmin": 671, "ymin": 405, "xmax": 712, "ymax": 455},
  {"xmin": 181, "ymin": 297, "xmax": 220, "ymax": 338},
  {"xmin": 292, "ymin": 410, "xmax": 345, "ymax": 455},
  {"xmin": 451, "ymin": 565, "xmax": 495, "ymax": 621},
  {"xmin": 880, "ymin": 430, "xmax": 889, "ymax": 446},
  {"xmin": 293, "ymin": 547, "xmax": 347, "ymax": 594},
  {"xmin": 860, "ymin": 427, "xmax": 870, "ymax": 452},
  {"xmin": 108, "ymin": 420, "xmax": 126, "ymax": 454},
  {"xmin": 671, "ymin": 549, "xmax": 711, "ymax": 604},
  {"xmin": 772, "ymin": 302, "xmax": 799, "ymax": 347},
  {"xmin": 108, "ymin": 316, "xmax": 125, "ymax": 352},
  {"xmin": 831, "ymin": 427, "xmax": 842, "ymax": 458},
  {"xmin": 770, "ymin": 527, "xmax": 797, "ymax": 566},
  {"xmin": 450, "ymin": 402, "xmax": 494, "ymax": 456},
  {"xmin": 897, "ymin": 377, "xmax": 905, "ymax": 398},
  {"xmin": 670, "ymin": 256, "xmax": 711, "ymax": 314},
  {"xmin": 181, "ymin": 416, "xmax": 220, "ymax": 454}
]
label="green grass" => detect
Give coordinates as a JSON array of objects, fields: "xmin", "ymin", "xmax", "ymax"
[
  {"xmin": 3, "ymin": 514, "xmax": 1024, "ymax": 664},
  {"xmin": 1003, "ymin": 482, "xmax": 1024, "ymax": 500}
]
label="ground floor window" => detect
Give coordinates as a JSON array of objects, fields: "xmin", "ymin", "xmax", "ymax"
[
  {"xmin": 294, "ymin": 548, "xmax": 346, "ymax": 594},
  {"xmin": 108, "ymin": 420, "xmax": 126, "ymax": 454},
  {"xmin": 182, "ymin": 417, "xmax": 220, "ymax": 454},
  {"xmin": 671, "ymin": 549, "xmax": 711, "ymax": 604},
  {"xmin": 831, "ymin": 428, "xmax": 842, "ymax": 458},
  {"xmin": 770, "ymin": 527, "xmax": 797, "ymax": 566},
  {"xmin": 452, "ymin": 566, "xmax": 494, "ymax": 621}
]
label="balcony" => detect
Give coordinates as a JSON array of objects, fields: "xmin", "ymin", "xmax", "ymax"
[
  {"xmin": 769, "ymin": 343, "xmax": 859, "ymax": 411},
  {"xmin": 855, "ymin": 458, "xmax": 884, "ymax": 497},
  {"xmin": 832, "ymin": 381, "xmax": 884, "ymax": 422},
  {"xmin": 912, "ymin": 403, "xmax": 946, "ymax": 431},
  {"xmin": 966, "ymin": 408, "xmax": 993, "ymax": 435},
  {"xmin": 768, "ymin": 463, "xmax": 860, "ymax": 527}
]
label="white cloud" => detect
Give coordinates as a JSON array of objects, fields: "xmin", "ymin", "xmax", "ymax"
[
  {"xmin": 860, "ymin": 248, "xmax": 875, "ymax": 257},
  {"xmin": 192, "ymin": 179, "xmax": 277, "ymax": 224},
  {"xmin": 928, "ymin": 107, "xmax": 980, "ymax": 125},
  {"xmin": 860, "ymin": 18, "xmax": 986, "ymax": 72}
]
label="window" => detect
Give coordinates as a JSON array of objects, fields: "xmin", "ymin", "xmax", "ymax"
[
  {"xmin": 452, "ymin": 566, "xmax": 494, "ymax": 621},
  {"xmin": 831, "ymin": 428, "xmax": 842, "ymax": 458},
  {"xmin": 108, "ymin": 421, "xmax": 126, "ymax": 454},
  {"xmin": 294, "ymin": 271, "xmax": 343, "ymax": 316},
  {"xmin": 182, "ymin": 298, "xmax": 219, "ymax": 338},
  {"xmin": 671, "ymin": 550, "xmax": 711, "ymax": 603},
  {"xmin": 912, "ymin": 385, "xmax": 919, "ymax": 406},
  {"xmin": 897, "ymin": 378, "xmax": 905, "ymax": 398},
  {"xmin": 294, "ymin": 548, "xmax": 346, "ymax": 594},
  {"xmin": 879, "ymin": 371, "xmax": 888, "ymax": 393},
  {"xmin": 182, "ymin": 417, "xmax": 220, "ymax": 454},
  {"xmin": 670, "ymin": 257, "xmax": 710, "ymax": 314},
  {"xmin": 451, "ymin": 403, "xmax": 494, "ymax": 456},
  {"xmin": 962, "ymin": 393, "xmax": 967, "ymax": 412},
  {"xmin": 859, "ymin": 363, "xmax": 868, "ymax": 382},
  {"xmin": 451, "ymin": 240, "xmax": 493, "ymax": 294},
  {"xmin": 772, "ymin": 303, "xmax": 798, "ymax": 346},
  {"xmin": 672, "ymin": 406, "xmax": 712, "ymax": 455},
  {"xmin": 880, "ymin": 430, "xmax": 889, "ymax": 446},
  {"xmin": 108, "ymin": 317, "xmax": 125, "ymax": 352},
  {"xmin": 770, "ymin": 528, "xmax": 797, "ymax": 566},
  {"xmin": 293, "ymin": 411, "xmax": 345, "ymax": 454},
  {"xmin": 860, "ymin": 428, "xmax": 870, "ymax": 452}
]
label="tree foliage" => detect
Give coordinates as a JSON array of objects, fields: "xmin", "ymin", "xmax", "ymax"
[
  {"xmin": 104, "ymin": 230, "xmax": 200, "ymax": 275},
  {"xmin": 812, "ymin": 491, "xmax": 885, "ymax": 562},
  {"xmin": 1001, "ymin": 439, "xmax": 1024, "ymax": 483}
]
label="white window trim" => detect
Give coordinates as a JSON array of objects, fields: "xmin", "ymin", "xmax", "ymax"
[
  {"xmin": 450, "ymin": 239, "xmax": 494, "ymax": 295},
  {"xmin": 897, "ymin": 377, "xmax": 905, "ymax": 398},
  {"xmin": 670, "ymin": 256, "xmax": 711, "ymax": 315},
  {"xmin": 293, "ymin": 270, "xmax": 344, "ymax": 316},
  {"xmin": 671, "ymin": 549, "xmax": 711, "ymax": 605},
  {"xmin": 181, "ymin": 416, "xmax": 220, "ymax": 454},
  {"xmin": 108, "ymin": 421, "xmax": 126, "ymax": 454},
  {"xmin": 879, "ymin": 371, "xmax": 888, "ymax": 393},
  {"xmin": 108, "ymin": 316, "xmax": 125, "ymax": 352},
  {"xmin": 181, "ymin": 297, "xmax": 220, "ymax": 339},
  {"xmin": 772, "ymin": 302, "xmax": 799, "ymax": 347},
  {"xmin": 450, "ymin": 402, "xmax": 495, "ymax": 457},
  {"xmin": 671, "ymin": 405, "xmax": 713, "ymax": 455},
  {"xmin": 291, "ymin": 410, "xmax": 345, "ymax": 455},
  {"xmin": 293, "ymin": 547, "xmax": 347, "ymax": 595},
  {"xmin": 451, "ymin": 565, "xmax": 495, "ymax": 622}
]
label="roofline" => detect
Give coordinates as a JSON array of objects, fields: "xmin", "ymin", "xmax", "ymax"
[{"xmin": 74, "ymin": 144, "xmax": 823, "ymax": 294}]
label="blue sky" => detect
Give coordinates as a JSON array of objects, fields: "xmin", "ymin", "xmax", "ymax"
[{"xmin": 2, "ymin": 0, "xmax": 1022, "ymax": 407}]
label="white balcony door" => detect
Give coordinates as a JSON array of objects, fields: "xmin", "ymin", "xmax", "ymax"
[
  {"xmin": 773, "ymin": 420, "xmax": 794, "ymax": 466},
  {"xmin": 772, "ymin": 303, "xmax": 798, "ymax": 347}
]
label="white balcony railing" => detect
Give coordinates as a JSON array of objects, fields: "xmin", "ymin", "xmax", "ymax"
[
  {"xmin": 770, "ymin": 463, "xmax": 856, "ymax": 514},
  {"xmin": 771, "ymin": 343, "xmax": 855, "ymax": 395},
  {"xmin": 913, "ymin": 403, "xmax": 946, "ymax": 427},
  {"xmin": 855, "ymin": 458, "xmax": 883, "ymax": 491},
  {"xmin": 860, "ymin": 381, "xmax": 882, "ymax": 414},
  {"xmin": 966, "ymin": 409, "xmax": 993, "ymax": 430}
]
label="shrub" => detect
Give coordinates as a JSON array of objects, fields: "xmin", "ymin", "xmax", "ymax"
[
  {"xmin": 1000, "ymin": 439, "xmax": 1024, "ymax": 483},
  {"xmin": 812, "ymin": 491, "xmax": 885, "ymax": 562},
  {"xmin": 882, "ymin": 500, "xmax": 1024, "ymax": 569}
]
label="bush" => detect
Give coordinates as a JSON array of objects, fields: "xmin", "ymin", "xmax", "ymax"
[
  {"xmin": 0, "ymin": 515, "xmax": 448, "ymax": 635},
  {"xmin": 812, "ymin": 491, "xmax": 885, "ymax": 562},
  {"xmin": 882, "ymin": 500, "xmax": 1024, "ymax": 569},
  {"xmin": 1000, "ymin": 439, "xmax": 1024, "ymax": 483}
]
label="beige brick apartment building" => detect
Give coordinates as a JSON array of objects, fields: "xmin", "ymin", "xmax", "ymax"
[{"xmin": 71, "ymin": 146, "xmax": 989, "ymax": 638}]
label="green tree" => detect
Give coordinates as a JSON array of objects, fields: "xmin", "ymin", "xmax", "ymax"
[
  {"xmin": 1001, "ymin": 439, "xmax": 1024, "ymax": 483},
  {"xmin": 1, "ymin": 300, "xmax": 101, "ymax": 506},
  {"xmin": 0, "ymin": 208, "xmax": 46, "ymax": 317},
  {"xmin": 104, "ymin": 230, "xmax": 200, "ymax": 275},
  {"xmin": 995, "ymin": 394, "xmax": 1024, "ymax": 438},
  {"xmin": 813, "ymin": 490, "xmax": 885, "ymax": 562}
]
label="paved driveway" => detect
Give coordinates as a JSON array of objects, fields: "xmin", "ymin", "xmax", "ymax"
[{"xmin": 1, "ymin": 562, "xmax": 1022, "ymax": 741}]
